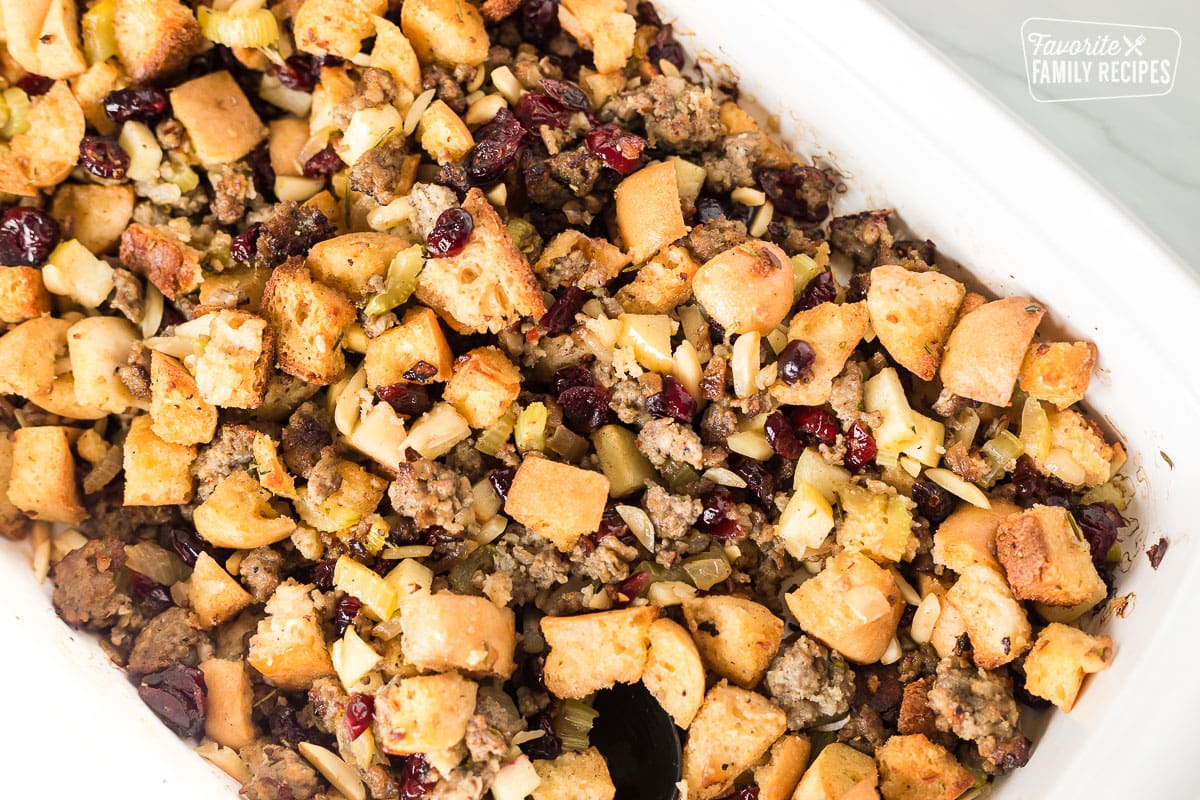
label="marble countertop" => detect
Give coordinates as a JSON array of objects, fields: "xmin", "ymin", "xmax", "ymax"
[{"xmin": 874, "ymin": 0, "xmax": 1199, "ymax": 270}]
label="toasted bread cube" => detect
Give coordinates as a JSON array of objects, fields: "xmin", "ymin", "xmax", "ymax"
[
  {"xmin": 1039, "ymin": 408, "xmax": 1117, "ymax": 487},
  {"xmin": 189, "ymin": 551, "xmax": 253, "ymax": 630},
  {"xmin": 541, "ymin": 606, "xmax": 657, "ymax": 699},
  {"xmin": 786, "ymin": 550, "xmax": 904, "ymax": 664},
  {"xmin": 0, "ymin": 266, "xmax": 50, "ymax": 323},
  {"xmin": 770, "ymin": 302, "xmax": 870, "ymax": 407},
  {"xmin": 505, "ymin": 458, "xmax": 610, "ymax": 552},
  {"xmin": 995, "ymin": 504, "xmax": 1106, "ymax": 607},
  {"xmin": 532, "ymin": 748, "xmax": 615, "ymax": 800},
  {"xmin": 294, "ymin": 460, "xmax": 386, "ymax": 532},
  {"xmin": 615, "ymin": 161, "xmax": 687, "ymax": 264},
  {"xmin": 930, "ymin": 499, "xmax": 1021, "ymax": 575},
  {"xmin": 199, "ymin": 266, "xmax": 270, "ymax": 310},
  {"xmin": 267, "ymin": 117, "xmax": 309, "ymax": 177},
  {"xmin": 682, "ymin": 682, "xmax": 787, "ymax": 800},
  {"xmin": 260, "ymin": 258, "xmax": 356, "ymax": 385},
  {"xmin": 400, "ymin": 591, "xmax": 517, "ymax": 678},
  {"xmin": 1032, "ymin": 579, "xmax": 1109, "ymax": 625},
  {"xmin": 400, "ymin": 0, "xmax": 489, "ymax": 66},
  {"xmin": 67, "ymin": 316, "xmax": 139, "ymax": 414},
  {"xmin": 417, "ymin": 99, "xmax": 475, "ymax": 164},
  {"xmin": 307, "ymin": 232, "xmax": 409, "ymax": 298},
  {"xmin": 375, "ymin": 671, "xmax": 478, "ymax": 755},
  {"xmin": 195, "ymin": 310, "xmax": 274, "ymax": 409},
  {"xmin": 940, "ymin": 297, "xmax": 1044, "ymax": 407},
  {"xmin": 0, "ymin": 316, "xmax": 69, "ymax": 400},
  {"xmin": 615, "ymin": 245, "xmax": 700, "ymax": 314},
  {"xmin": 7, "ymin": 426, "xmax": 85, "ymax": 524},
  {"xmin": 0, "ymin": 432, "xmax": 30, "ymax": 540},
  {"xmin": 51, "ymin": 183, "xmax": 134, "ymax": 254},
  {"xmin": 717, "ymin": 101, "xmax": 793, "ymax": 169},
  {"xmin": 123, "ymin": 415, "xmax": 195, "ymax": 506},
  {"xmin": 754, "ymin": 734, "xmax": 811, "ymax": 800},
  {"xmin": 70, "ymin": 60, "xmax": 125, "ymax": 136},
  {"xmin": 443, "ymin": 346, "xmax": 521, "ymax": 428},
  {"xmin": 170, "ymin": 72, "xmax": 266, "ymax": 167},
  {"xmin": 365, "ymin": 306, "xmax": 453, "ymax": 389},
  {"xmin": 876, "ymin": 734, "xmax": 973, "ymax": 800},
  {"xmin": 944, "ymin": 564, "xmax": 1031, "ymax": 669},
  {"xmin": 558, "ymin": 0, "xmax": 634, "ymax": 74},
  {"xmin": 113, "ymin": 0, "xmax": 203, "ymax": 83},
  {"xmin": 200, "ymin": 659, "xmax": 256, "ymax": 750},
  {"xmin": 533, "ymin": 229, "xmax": 631, "ymax": 290},
  {"xmin": 248, "ymin": 580, "xmax": 335, "ymax": 690},
  {"xmin": 194, "ymin": 470, "xmax": 297, "ymax": 549},
  {"xmin": 293, "ymin": 0, "xmax": 377, "ymax": 58},
  {"xmin": 371, "ymin": 15, "xmax": 423, "ymax": 94},
  {"xmin": 2, "ymin": 0, "xmax": 87, "ymax": 79},
  {"xmin": 642, "ymin": 617, "xmax": 705, "ymax": 729},
  {"xmin": 692, "ymin": 241, "xmax": 794, "ymax": 335},
  {"xmin": 792, "ymin": 743, "xmax": 879, "ymax": 800},
  {"xmin": 836, "ymin": 484, "xmax": 914, "ymax": 564},
  {"xmin": 0, "ymin": 81, "xmax": 85, "ymax": 196},
  {"xmin": 682, "ymin": 595, "xmax": 784, "ymax": 689},
  {"xmin": 1023, "ymin": 623, "xmax": 1114, "ymax": 711},
  {"xmin": 150, "ymin": 351, "xmax": 218, "ymax": 445},
  {"xmin": 119, "ymin": 223, "xmax": 203, "ymax": 300},
  {"xmin": 867, "ymin": 265, "xmax": 965, "ymax": 381},
  {"xmin": 1018, "ymin": 341, "xmax": 1097, "ymax": 410}
]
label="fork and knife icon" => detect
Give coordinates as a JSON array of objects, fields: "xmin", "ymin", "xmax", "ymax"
[{"xmin": 1123, "ymin": 34, "xmax": 1146, "ymax": 56}]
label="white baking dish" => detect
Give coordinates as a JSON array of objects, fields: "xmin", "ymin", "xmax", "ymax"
[{"xmin": 2, "ymin": 0, "xmax": 1198, "ymax": 797}]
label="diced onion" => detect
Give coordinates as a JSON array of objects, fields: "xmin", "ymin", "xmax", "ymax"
[
  {"xmin": 82, "ymin": 0, "xmax": 117, "ymax": 63},
  {"xmin": 682, "ymin": 556, "xmax": 732, "ymax": 591},
  {"xmin": 198, "ymin": 6, "xmax": 280, "ymax": 48},
  {"xmin": 259, "ymin": 74, "xmax": 313, "ymax": 116},
  {"xmin": 1019, "ymin": 397, "xmax": 1051, "ymax": 461},
  {"xmin": 924, "ymin": 467, "xmax": 991, "ymax": 509},
  {"xmin": 1, "ymin": 88, "xmax": 30, "ymax": 139},
  {"xmin": 475, "ymin": 515, "xmax": 508, "ymax": 545},
  {"xmin": 726, "ymin": 430, "xmax": 773, "ymax": 461},
  {"xmin": 119, "ymin": 121, "xmax": 163, "ymax": 182},
  {"xmin": 333, "ymin": 555, "xmax": 398, "ymax": 620},
  {"xmin": 646, "ymin": 580, "xmax": 697, "ymax": 607},
  {"xmin": 1041, "ymin": 448, "xmax": 1087, "ymax": 486},
  {"xmin": 403, "ymin": 402, "xmax": 470, "ymax": 459}
]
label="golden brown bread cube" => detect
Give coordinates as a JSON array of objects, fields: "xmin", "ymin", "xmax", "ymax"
[
  {"xmin": 7, "ymin": 426, "xmax": 85, "ymax": 524},
  {"xmin": 306, "ymin": 232, "xmax": 409, "ymax": 298},
  {"xmin": 930, "ymin": 499, "xmax": 1021, "ymax": 575},
  {"xmin": 785, "ymin": 550, "xmax": 904, "ymax": 664},
  {"xmin": 532, "ymin": 747, "xmax": 616, "ymax": 800},
  {"xmin": 642, "ymin": 617, "xmax": 705, "ymax": 729},
  {"xmin": 119, "ymin": 223, "xmax": 204, "ymax": 301},
  {"xmin": 70, "ymin": 60, "xmax": 126, "ymax": 136},
  {"xmin": 995, "ymin": 504, "xmax": 1106, "ymax": 607},
  {"xmin": 1023, "ymin": 622, "xmax": 1114, "ymax": 711},
  {"xmin": 1032, "ymin": 579, "xmax": 1109, "ymax": 625},
  {"xmin": 149, "ymin": 351, "xmax": 218, "ymax": 446},
  {"xmin": 400, "ymin": 0, "xmax": 489, "ymax": 66},
  {"xmin": 199, "ymin": 266, "xmax": 269, "ymax": 310},
  {"xmin": 293, "ymin": 0, "xmax": 379, "ymax": 59},
  {"xmin": 0, "ymin": 267, "xmax": 50, "ymax": 323},
  {"xmin": 189, "ymin": 551, "xmax": 253, "ymax": 630},
  {"xmin": 170, "ymin": 71, "xmax": 267, "ymax": 166},
  {"xmin": 260, "ymin": 258, "xmax": 356, "ymax": 385},
  {"xmin": 371, "ymin": 15, "xmax": 423, "ymax": 94},
  {"xmin": 866, "ymin": 265, "xmax": 965, "ymax": 381},
  {"xmin": 682, "ymin": 682, "xmax": 787, "ymax": 800},
  {"xmin": 123, "ymin": 415, "xmax": 196, "ymax": 506},
  {"xmin": 399, "ymin": 591, "xmax": 517, "ymax": 678},
  {"xmin": 67, "ymin": 316, "xmax": 139, "ymax": 414},
  {"xmin": 415, "ymin": 189, "xmax": 546, "ymax": 334},
  {"xmin": 194, "ymin": 310, "xmax": 274, "ymax": 409},
  {"xmin": 558, "ymin": 0, "xmax": 635, "ymax": 74},
  {"xmin": 418, "ymin": 99, "xmax": 475, "ymax": 163},
  {"xmin": 1018, "ymin": 341, "xmax": 1097, "ymax": 409},
  {"xmin": 113, "ymin": 0, "xmax": 203, "ymax": 83},
  {"xmin": 533, "ymin": 229, "xmax": 630, "ymax": 291},
  {"xmin": 374, "ymin": 671, "xmax": 478, "ymax": 755},
  {"xmin": 876, "ymin": 734, "xmax": 973, "ymax": 800},
  {"xmin": 199, "ymin": 659, "xmax": 256, "ymax": 750},
  {"xmin": 194, "ymin": 470, "xmax": 297, "ymax": 549},
  {"xmin": 0, "ymin": 316, "xmax": 70, "ymax": 400},
  {"xmin": 0, "ymin": 81, "xmax": 84, "ymax": 197},
  {"xmin": 1, "ymin": 0, "xmax": 87, "ymax": 79},
  {"xmin": 682, "ymin": 595, "xmax": 784, "ymax": 688},
  {"xmin": 0, "ymin": 432, "xmax": 30, "ymax": 540},
  {"xmin": 504, "ymin": 457, "xmax": 610, "ymax": 552},
  {"xmin": 616, "ymin": 245, "xmax": 699, "ymax": 314},
  {"xmin": 364, "ymin": 305, "xmax": 454, "ymax": 389},
  {"xmin": 540, "ymin": 606, "xmax": 657, "ymax": 699},
  {"xmin": 770, "ymin": 302, "xmax": 870, "ymax": 407},
  {"xmin": 792, "ymin": 742, "xmax": 880, "ymax": 800},
  {"xmin": 615, "ymin": 161, "xmax": 688, "ymax": 265},
  {"xmin": 944, "ymin": 564, "xmax": 1031, "ymax": 669},
  {"xmin": 267, "ymin": 118, "xmax": 309, "ymax": 178},
  {"xmin": 692, "ymin": 240, "xmax": 794, "ymax": 335},
  {"xmin": 443, "ymin": 346, "xmax": 521, "ymax": 428},
  {"xmin": 753, "ymin": 734, "xmax": 811, "ymax": 800},
  {"xmin": 51, "ymin": 183, "xmax": 135, "ymax": 255},
  {"xmin": 939, "ymin": 297, "xmax": 1044, "ymax": 407},
  {"xmin": 248, "ymin": 580, "xmax": 335, "ymax": 691},
  {"xmin": 1038, "ymin": 408, "xmax": 1117, "ymax": 487}
]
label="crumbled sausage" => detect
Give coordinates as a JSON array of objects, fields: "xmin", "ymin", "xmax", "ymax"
[
  {"xmin": 127, "ymin": 607, "xmax": 209, "ymax": 676},
  {"xmin": 643, "ymin": 483, "xmax": 701, "ymax": 540},
  {"xmin": 636, "ymin": 418, "xmax": 704, "ymax": 469},
  {"xmin": 602, "ymin": 75, "xmax": 723, "ymax": 154},
  {"xmin": 928, "ymin": 657, "xmax": 1021, "ymax": 749},
  {"xmin": 764, "ymin": 635, "xmax": 856, "ymax": 730},
  {"xmin": 349, "ymin": 138, "xmax": 410, "ymax": 204},
  {"xmin": 281, "ymin": 402, "xmax": 333, "ymax": 478},
  {"xmin": 51, "ymin": 537, "xmax": 131, "ymax": 630},
  {"xmin": 387, "ymin": 458, "xmax": 474, "ymax": 534},
  {"xmin": 240, "ymin": 547, "xmax": 285, "ymax": 603},
  {"xmin": 238, "ymin": 742, "xmax": 322, "ymax": 800},
  {"xmin": 193, "ymin": 424, "xmax": 259, "ymax": 501},
  {"xmin": 702, "ymin": 133, "xmax": 761, "ymax": 193},
  {"xmin": 684, "ymin": 217, "xmax": 749, "ymax": 263}
]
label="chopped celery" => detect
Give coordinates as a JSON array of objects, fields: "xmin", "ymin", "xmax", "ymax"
[
  {"xmin": 1, "ymin": 88, "xmax": 30, "ymax": 139},
  {"xmin": 333, "ymin": 555, "xmax": 398, "ymax": 620},
  {"xmin": 514, "ymin": 402, "xmax": 548, "ymax": 453},
  {"xmin": 1080, "ymin": 480, "xmax": 1129, "ymax": 512},
  {"xmin": 979, "ymin": 430, "xmax": 1024, "ymax": 486},
  {"xmin": 506, "ymin": 217, "xmax": 540, "ymax": 256},
  {"xmin": 475, "ymin": 403, "xmax": 518, "ymax": 456},
  {"xmin": 591, "ymin": 424, "xmax": 655, "ymax": 497},
  {"xmin": 197, "ymin": 6, "xmax": 280, "ymax": 47},
  {"xmin": 553, "ymin": 700, "xmax": 599, "ymax": 752},
  {"xmin": 659, "ymin": 458, "xmax": 699, "ymax": 493},
  {"xmin": 82, "ymin": 0, "xmax": 117, "ymax": 63},
  {"xmin": 364, "ymin": 245, "xmax": 425, "ymax": 316},
  {"xmin": 791, "ymin": 254, "xmax": 822, "ymax": 296}
]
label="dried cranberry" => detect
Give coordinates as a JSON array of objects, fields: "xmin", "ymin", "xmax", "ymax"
[
  {"xmin": 558, "ymin": 385, "xmax": 611, "ymax": 434},
  {"xmin": 0, "ymin": 207, "xmax": 60, "ymax": 266},
  {"xmin": 16, "ymin": 73, "xmax": 53, "ymax": 96},
  {"xmin": 1073, "ymin": 502, "xmax": 1124, "ymax": 567},
  {"xmin": 844, "ymin": 421, "xmax": 878, "ymax": 470},
  {"xmin": 387, "ymin": 518, "xmax": 420, "ymax": 547},
  {"xmin": 520, "ymin": 0, "xmax": 560, "ymax": 45},
  {"xmin": 102, "ymin": 87, "xmax": 170, "ymax": 123},
  {"xmin": 552, "ymin": 365, "xmax": 593, "ymax": 395},
  {"xmin": 375, "ymin": 382, "xmax": 433, "ymax": 417},
  {"xmin": 515, "ymin": 91, "xmax": 571, "ymax": 131},
  {"xmin": 697, "ymin": 488, "xmax": 744, "ymax": 540},
  {"xmin": 332, "ymin": 596, "xmax": 363, "ymax": 637},
  {"xmin": 344, "ymin": 693, "xmax": 375, "ymax": 740},
  {"xmin": 777, "ymin": 340, "xmax": 816, "ymax": 385},
  {"xmin": 596, "ymin": 505, "xmax": 636, "ymax": 546},
  {"xmin": 78, "ymin": 135, "xmax": 130, "ymax": 180},
  {"xmin": 489, "ymin": 466, "xmax": 517, "ymax": 500},
  {"xmin": 584, "ymin": 124, "xmax": 646, "ymax": 175},
  {"xmin": 310, "ymin": 558, "xmax": 337, "ymax": 591},
  {"xmin": 268, "ymin": 700, "xmax": 306, "ymax": 748},
  {"xmin": 845, "ymin": 271, "xmax": 871, "ymax": 303},
  {"xmin": 398, "ymin": 754, "xmax": 434, "ymax": 799},
  {"xmin": 790, "ymin": 406, "xmax": 838, "ymax": 445},
  {"xmin": 246, "ymin": 141, "xmax": 275, "ymax": 198},
  {"xmin": 911, "ymin": 480, "xmax": 956, "ymax": 525},
  {"xmin": 634, "ymin": 1, "xmax": 662, "ymax": 25},
  {"xmin": 540, "ymin": 78, "xmax": 589, "ymax": 112},
  {"xmin": 717, "ymin": 787, "xmax": 760, "ymax": 800},
  {"xmin": 302, "ymin": 146, "xmax": 345, "ymax": 179},
  {"xmin": 1147, "ymin": 537, "xmax": 1168, "ymax": 569},
  {"xmin": 402, "ymin": 361, "xmax": 439, "ymax": 383},
  {"xmin": 276, "ymin": 54, "xmax": 320, "ymax": 92},
  {"xmin": 521, "ymin": 712, "xmax": 563, "ymax": 759},
  {"xmin": 164, "ymin": 526, "xmax": 215, "ymax": 567},
  {"xmin": 1011, "ymin": 455, "xmax": 1072, "ymax": 508},
  {"xmin": 540, "ymin": 285, "xmax": 588, "ymax": 335},
  {"xmin": 798, "ymin": 270, "xmax": 837, "ymax": 310},
  {"xmin": 758, "ymin": 165, "xmax": 833, "ymax": 223},
  {"xmin": 137, "ymin": 664, "xmax": 207, "ymax": 738},
  {"xmin": 615, "ymin": 570, "xmax": 652, "ymax": 599},
  {"xmin": 695, "ymin": 195, "xmax": 726, "ymax": 223},
  {"xmin": 128, "ymin": 570, "xmax": 173, "ymax": 615},
  {"xmin": 466, "ymin": 108, "xmax": 526, "ymax": 185},
  {"xmin": 646, "ymin": 376, "xmax": 697, "ymax": 425},
  {"xmin": 648, "ymin": 25, "xmax": 686, "ymax": 71},
  {"xmin": 764, "ymin": 412, "xmax": 802, "ymax": 460},
  {"xmin": 730, "ymin": 454, "xmax": 774, "ymax": 508},
  {"xmin": 427, "ymin": 207, "xmax": 474, "ymax": 257},
  {"xmin": 229, "ymin": 223, "xmax": 262, "ymax": 264},
  {"xmin": 527, "ymin": 207, "xmax": 568, "ymax": 239}
]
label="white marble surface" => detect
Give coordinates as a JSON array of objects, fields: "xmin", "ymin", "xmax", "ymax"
[{"xmin": 873, "ymin": 0, "xmax": 1200, "ymax": 267}]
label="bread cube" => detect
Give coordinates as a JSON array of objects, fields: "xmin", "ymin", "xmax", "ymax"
[
  {"xmin": 866, "ymin": 265, "xmax": 965, "ymax": 381},
  {"xmin": 1039, "ymin": 408, "xmax": 1117, "ymax": 487},
  {"xmin": 293, "ymin": 460, "xmax": 386, "ymax": 532},
  {"xmin": 792, "ymin": 743, "xmax": 879, "ymax": 800},
  {"xmin": 0, "ymin": 316, "xmax": 69, "ymax": 399},
  {"xmin": 876, "ymin": 734, "xmax": 973, "ymax": 800},
  {"xmin": 194, "ymin": 470, "xmax": 297, "ymax": 549},
  {"xmin": 199, "ymin": 266, "xmax": 270, "ymax": 310},
  {"xmin": 531, "ymin": 748, "xmax": 616, "ymax": 800},
  {"xmin": 504, "ymin": 457, "xmax": 610, "ymax": 552},
  {"xmin": 785, "ymin": 550, "xmax": 904, "ymax": 664},
  {"xmin": 753, "ymin": 734, "xmax": 811, "ymax": 800},
  {"xmin": 1032, "ymin": 579, "xmax": 1109, "ymax": 625},
  {"xmin": 1018, "ymin": 341, "xmax": 1097, "ymax": 409},
  {"xmin": 400, "ymin": 591, "xmax": 516, "ymax": 678},
  {"xmin": 642, "ymin": 617, "xmax": 705, "ymax": 729},
  {"xmin": 113, "ymin": 0, "xmax": 203, "ymax": 83},
  {"xmin": 418, "ymin": 99, "xmax": 475, "ymax": 164},
  {"xmin": 770, "ymin": 302, "xmax": 870, "ymax": 407},
  {"xmin": 248, "ymin": 580, "xmax": 334, "ymax": 690},
  {"xmin": 51, "ymin": 184, "xmax": 134, "ymax": 255},
  {"xmin": 119, "ymin": 223, "xmax": 203, "ymax": 300},
  {"xmin": 615, "ymin": 245, "xmax": 699, "ymax": 315},
  {"xmin": 717, "ymin": 102, "xmax": 793, "ymax": 169},
  {"xmin": 69, "ymin": 60, "xmax": 125, "ymax": 136},
  {"xmin": 1023, "ymin": 623, "xmax": 1114, "ymax": 711},
  {"xmin": 939, "ymin": 297, "xmax": 1044, "ymax": 407},
  {"xmin": 533, "ymin": 230, "xmax": 631, "ymax": 291},
  {"xmin": 7, "ymin": 426, "xmax": 85, "ymax": 524},
  {"xmin": 443, "ymin": 346, "xmax": 521, "ymax": 428},
  {"xmin": 67, "ymin": 316, "xmax": 140, "ymax": 414},
  {"xmin": 260, "ymin": 258, "xmax": 356, "ymax": 385},
  {"xmin": 293, "ymin": 0, "xmax": 377, "ymax": 58},
  {"xmin": 371, "ymin": 15, "xmax": 423, "ymax": 94},
  {"xmin": 0, "ymin": 267, "xmax": 50, "ymax": 323},
  {"xmin": 199, "ymin": 659, "xmax": 256, "ymax": 750},
  {"xmin": 365, "ymin": 306, "xmax": 454, "ymax": 389},
  {"xmin": 170, "ymin": 72, "xmax": 267, "ymax": 166},
  {"xmin": 682, "ymin": 682, "xmax": 787, "ymax": 800},
  {"xmin": 0, "ymin": 432, "xmax": 30, "ymax": 540},
  {"xmin": 682, "ymin": 595, "xmax": 784, "ymax": 689},
  {"xmin": 400, "ymin": 0, "xmax": 489, "ymax": 66},
  {"xmin": 540, "ymin": 606, "xmax": 657, "ymax": 699},
  {"xmin": 123, "ymin": 415, "xmax": 195, "ymax": 506},
  {"xmin": 558, "ymin": 0, "xmax": 635, "ymax": 74},
  {"xmin": 0, "ymin": 81, "xmax": 84, "ymax": 196},
  {"xmin": 691, "ymin": 240, "xmax": 793, "ymax": 335},
  {"xmin": 836, "ymin": 484, "xmax": 914, "ymax": 564},
  {"xmin": 150, "ymin": 351, "xmax": 218, "ymax": 445},
  {"xmin": 615, "ymin": 161, "xmax": 687, "ymax": 264},
  {"xmin": 189, "ymin": 551, "xmax": 253, "ymax": 630},
  {"xmin": 930, "ymin": 499, "xmax": 1021, "ymax": 575},
  {"xmin": 928, "ymin": 600, "xmax": 967, "ymax": 661},
  {"xmin": 944, "ymin": 564, "xmax": 1031, "ymax": 669},
  {"xmin": 375, "ymin": 671, "xmax": 478, "ymax": 755},
  {"xmin": 995, "ymin": 504, "xmax": 1106, "ymax": 607},
  {"xmin": 306, "ymin": 232, "xmax": 409, "ymax": 298},
  {"xmin": 415, "ymin": 188, "xmax": 546, "ymax": 333},
  {"xmin": 194, "ymin": 310, "xmax": 274, "ymax": 409},
  {"xmin": 1, "ymin": 0, "xmax": 86, "ymax": 79}
]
